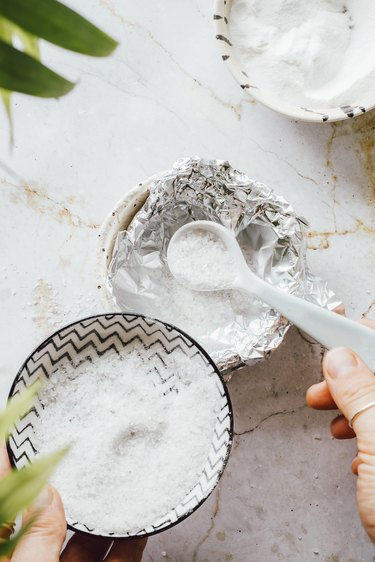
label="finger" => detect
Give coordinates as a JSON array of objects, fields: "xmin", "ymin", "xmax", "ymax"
[
  {"xmin": 11, "ymin": 485, "xmax": 66, "ymax": 562},
  {"xmin": 105, "ymin": 538, "xmax": 147, "ymax": 562},
  {"xmin": 61, "ymin": 534, "xmax": 112, "ymax": 562},
  {"xmin": 330, "ymin": 415, "xmax": 356, "ymax": 439},
  {"xmin": 0, "ymin": 447, "xmax": 15, "ymax": 542},
  {"xmin": 306, "ymin": 380, "xmax": 337, "ymax": 410},
  {"xmin": 310, "ymin": 319, "xmax": 375, "ymax": 412},
  {"xmin": 334, "ymin": 304, "xmax": 346, "ymax": 316},
  {"xmin": 323, "ymin": 348, "xmax": 375, "ymax": 443},
  {"xmin": 0, "ymin": 447, "xmax": 11, "ymax": 477},
  {"xmin": 352, "ymin": 455, "xmax": 361, "ymax": 475}
]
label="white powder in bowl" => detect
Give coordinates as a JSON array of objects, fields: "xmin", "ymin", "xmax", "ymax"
[
  {"xmin": 33, "ymin": 346, "xmax": 221, "ymax": 534},
  {"xmin": 168, "ymin": 229, "xmax": 236, "ymax": 290},
  {"xmin": 229, "ymin": 0, "xmax": 375, "ymax": 109}
]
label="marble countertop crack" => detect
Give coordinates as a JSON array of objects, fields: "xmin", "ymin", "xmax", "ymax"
[{"xmin": 234, "ymin": 405, "xmax": 307, "ymax": 437}]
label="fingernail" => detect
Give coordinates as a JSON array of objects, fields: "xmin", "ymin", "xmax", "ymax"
[
  {"xmin": 28, "ymin": 485, "xmax": 54, "ymax": 511},
  {"xmin": 324, "ymin": 348, "xmax": 358, "ymax": 378}
]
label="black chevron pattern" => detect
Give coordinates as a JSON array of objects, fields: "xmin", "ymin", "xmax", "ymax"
[{"xmin": 7, "ymin": 314, "xmax": 233, "ymax": 539}]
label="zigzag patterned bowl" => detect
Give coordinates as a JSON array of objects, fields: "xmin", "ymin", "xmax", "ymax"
[{"xmin": 7, "ymin": 313, "xmax": 233, "ymax": 539}]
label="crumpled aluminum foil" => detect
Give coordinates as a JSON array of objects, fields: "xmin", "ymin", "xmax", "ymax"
[{"xmin": 107, "ymin": 157, "xmax": 340, "ymax": 376}]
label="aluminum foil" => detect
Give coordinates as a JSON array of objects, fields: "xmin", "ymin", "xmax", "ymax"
[{"xmin": 107, "ymin": 157, "xmax": 340, "ymax": 376}]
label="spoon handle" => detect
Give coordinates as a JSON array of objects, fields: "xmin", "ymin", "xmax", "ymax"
[{"xmin": 240, "ymin": 274, "xmax": 375, "ymax": 372}]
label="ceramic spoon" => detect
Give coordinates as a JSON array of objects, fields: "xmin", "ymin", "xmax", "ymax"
[{"xmin": 167, "ymin": 220, "xmax": 375, "ymax": 371}]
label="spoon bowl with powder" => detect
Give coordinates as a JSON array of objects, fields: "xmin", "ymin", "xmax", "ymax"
[
  {"xmin": 7, "ymin": 314, "xmax": 233, "ymax": 539},
  {"xmin": 168, "ymin": 221, "xmax": 375, "ymax": 370}
]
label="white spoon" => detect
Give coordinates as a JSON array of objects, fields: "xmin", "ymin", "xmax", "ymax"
[{"xmin": 167, "ymin": 220, "xmax": 375, "ymax": 371}]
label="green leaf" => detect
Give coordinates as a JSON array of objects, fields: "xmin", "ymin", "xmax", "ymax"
[
  {"xmin": 0, "ymin": 19, "xmax": 40, "ymax": 134},
  {"xmin": 0, "ymin": 88, "xmax": 11, "ymax": 114},
  {"xmin": 12, "ymin": 26, "xmax": 40, "ymax": 60},
  {"xmin": 0, "ymin": 40, "xmax": 74, "ymax": 97},
  {"xmin": 0, "ymin": 448, "xmax": 68, "ymax": 525},
  {"xmin": 0, "ymin": 89, "xmax": 13, "ymax": 119},
  {"xmin": 0, "ymin": 88, "xmax": 12, "ymax": 140},
  {"xmin": 0, "ymin": 17, "xmax": 40, "ymax": 59},
  {"xmin": 0, "ymin": 0, "xmax": 118, "ymax": 57},
  {"xmin": 0, "ymin": 17, "xmax": 13, "ymax": 134},
  {"xmin": 0, "ymin": 383, "xmax": 40, "ymax": 443},
  {"xmin": 0, "ymin": 16, "xmax": 11, "ymax": 44}
]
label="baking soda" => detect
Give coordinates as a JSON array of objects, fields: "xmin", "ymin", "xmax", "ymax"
[
  {"xmin": 168, "ymin": 229, "xmax": 236, "ymax": 290},
  {"xmin": 33, "ymin": 346, "xmax": 220, "ymax": 534},
  {"xmin": 230, "ymin": 0, "xmax": 375, "ymax": 109}
]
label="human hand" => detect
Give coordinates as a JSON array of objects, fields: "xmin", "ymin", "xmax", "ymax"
[
  {"xmin": 306, "ymin": 319, "xmax": 375, "ymax": 543},
  {"xmin": 0, "ymin": 448, "xmax": 147, "ymax": 562}
]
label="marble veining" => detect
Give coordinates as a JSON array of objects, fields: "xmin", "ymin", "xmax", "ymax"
[{"xmin": 0, "ymin": 1, "xmax": 375, "ymax": 560}]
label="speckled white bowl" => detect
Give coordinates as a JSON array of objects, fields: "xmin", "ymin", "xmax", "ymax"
[
  {"xmin": 214, "ymin": 0, "xmax": 372, "ymax": 123},
  {"xmin": 97, "ymin": 173, "xmax": 247, "ymax": 376},
  {"xmin": 97, "ymin": 178, "xmax": 153, "ymax": 307}
]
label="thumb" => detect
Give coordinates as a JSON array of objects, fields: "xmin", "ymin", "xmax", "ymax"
[
  {"xmin": 11, "ymin": 485, "xmax": 66, "ymax": 562},
  {"xmin": 323, "ymin": 348, "xmax": 375, "ymax": 441}
]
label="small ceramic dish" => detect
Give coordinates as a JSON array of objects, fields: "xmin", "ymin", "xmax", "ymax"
[
  {"xmin": 214, "ymin": 0, "xmax": 371, "ymax": 123},
  {"xmin": 97, "ymin": 174, "xmax": 157, "ymax": 309},
  {"xmin": 98, "ymin": 159, "xmax": 339, "ymax": 376},
  {"xmin": 7, "ymin": 313, "xmax": 233, "ymax": 539},
  {"xmin": 98, "ymin": 178, "xmax": 248, "ymax": 375},
  {"xmin": 98, "ymin": 176, "xmax": 249, "ymax": 376}
]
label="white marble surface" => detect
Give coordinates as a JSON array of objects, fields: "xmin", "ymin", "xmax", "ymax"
[{"xmin": 1, "ymin": 1, "xmax": 375, "ymax": 560}]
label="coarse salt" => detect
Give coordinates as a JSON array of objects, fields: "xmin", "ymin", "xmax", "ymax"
[
  {"xmin": 168, "ymin": 229, "xmax": 236, "ymax": 290},
  {"xmin": 33, "ymin": 345, "xmax": 220, "ymax": 534}
]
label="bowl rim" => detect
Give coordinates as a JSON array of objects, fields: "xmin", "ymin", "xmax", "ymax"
[
  {"xmin": 97, "ymin": 173, "xmax": 161, "ymax": 312},
  {"xmin": 7, "ymin": 312, "xmax": 234, "ymax": 540},
  {"xmin": 213, "ymin": 0, "xmax": 372, "ymax": 123},
  {"xmin": 97, "ymin": 174, "xmax": 248, "ymax": 375}
]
